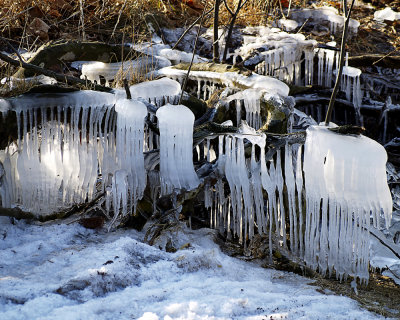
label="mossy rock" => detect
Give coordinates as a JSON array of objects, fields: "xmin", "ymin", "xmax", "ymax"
[
  {"xmin": 14, "ymin": 41, "xmax": 142, "ymax": 78},
  {"xmin": 173, "ymin": 62, "xmax": 251, "ymax": 75},
  {"xmin": 180, "ymin": 92, "xmax": 208, "ymax": 120}
]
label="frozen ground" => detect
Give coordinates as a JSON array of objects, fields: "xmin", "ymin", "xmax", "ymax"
[{"xmin": 0, "ymin": 217, "xmax": 393, "ymax": 320}]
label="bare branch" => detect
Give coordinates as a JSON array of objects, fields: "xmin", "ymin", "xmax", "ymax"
[
  {"xmin": 179, "ymin": 5, "xmax": 208, "ymax": 104},
  {"xmin": 324, "ymin": 0, "xmax": 356, "ymax": 125},
  {"xmin": 172, "ymin": 7, "xmax": 213, "ymax": 50},
  {"xmin": 223, "ymin": 0, "xmax": 234, "ymax": 16},
  {"xmin": 370, "ymin": 228, "xmax": 400, "ymax": 260}
]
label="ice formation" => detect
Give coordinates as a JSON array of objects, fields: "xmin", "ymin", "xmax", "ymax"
[
  {"xmin": 78, "ymin": 57, "xmax": 171, "ymax": 87},
  {"xmin": 124, "ymin": 77, "xmax": 181, "ymax": 106},
  {"xmin": 227, "ymin": 89, "xmax": 263, "ymax": 128},
  {"xmin": 277, "ymin": 19, "xmax": 299, "ymax": 32},
  {"xmin": 303, "ymin": 125, "xmax": 392, "ymax": 282},
  {"xmin": 106, "ymin": 99, "xmax": 148, "ymax": 224},
  {"xmin": 317, "ymin": 48, "xmax": 339, "ymax": 87},
  {"xmin": 341, "ymin": 65, "xmax": 363, "ymax": 121},
  {"xmin": 131, "ymin": 41, "xmax": 208, "ymax": 65},
  {"xmin": 290, "ymin": 6, "xmax": 360, "ymax": 35},
  {"xmin": 235, "ymin": 27, "xmax": 317, "ymax": 87},
  {"xmin": 115, "ymin": 77, "xmax": 182, "ymax": 152},
  {"xmin": 156, "ymin": 104, "xmax": 200, "ymax": 195},
  {"xmin": 374, "ymin": 7, "xmax": 400, "ymax": 22},
  {"xmin": 0, "ymin": 91, "xmax": 116, "ymax": 213},
  {"xmin": 205, "ymin": 119, "xmax": 392, "ymax": 282},
  {"xmin": 157, "ymin": 66, "xmax": 290, "ymax": 99}
]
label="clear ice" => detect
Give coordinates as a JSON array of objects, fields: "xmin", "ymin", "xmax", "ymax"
[{"xmin": 156, "ymin": 104, "xmax": 200, "ymax": 195}]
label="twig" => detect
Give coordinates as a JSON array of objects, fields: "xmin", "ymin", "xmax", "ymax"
[
  {"xmin": 325, "ymin": 0, "xmax": 356, "ymax": 125},
  {"xmin": 111, "ymin": 0, "xmax": 128, "ymax": 39},
  {"xmin": 296, "ymin": 17, "xmax": 310, "ymax": 33},
  {"xmin": 372, "ymin": 47, "xmax": 399, "ymax": 66},
  {"xmin": 179, "ymin": 5, "xmax": 208, "ymax": 104},
  {"xmin": 79, "ymin": 0, "xmax": 86, "ymax": 41},
  {"xmin": 222, "ymin": 0, "xmax": 250, "ymax": 62},
  {"xmin": 385, "ymin": 265, "xmax": 400, "ymax": 280},
  {"xmin": 213, "ymin": 0, "xmax": 222, "ymax": 62},
  {"xmin": 172, "ymin": 7, "xmax": 213, "ymax": 50},
  {"xmin": 369, "ymin": 228, "xmax": 400, "ymax": 260},
  {"xmin": 123, "ymin": 79, "xmax": 132, "ymax": 99},
  {"xmin": 223, "ymin": 0, "xmax": 234, "ymax": 16},
  {"xmin": 0, "ymin": 36, "xmax": 25, "ymax": 65}
]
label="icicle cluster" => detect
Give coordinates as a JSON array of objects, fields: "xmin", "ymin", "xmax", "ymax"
[
  {"xmin": 254, "ymin": 46, "xmax": 315, "ymax": 87},
  {"xmin": 0, "ymin": 100, "xmax": 115, "ymax": 213},
  {"xmin": 105, "ymin": 99, "xmax": 148, "ymax": 224},
  {"xmin": 229, "ymin": 89, "xmax": 262, "ymax": 129},
  {"xmin": 156, "ymin": 104, "xmax": 200, "ymax": 195},
  {"xmin": 317, "ymin": 48, "xmax": 339, "ymax": 87},
  {"xmin": 303, "ymin": 125, "xmax": 392, "ymax": 283},
  {"xmin": 208, "ymin": 123, "xmax": 299, "ymax": 254},
  {"xmin": 115, "ymin": 78, "xmax": 181, "ymax": 107},
  {"xmin": 341, "ymin": 65, "xmax": 363, "ymax": 121},
  {"xmin": 206, "ymin": 121, "xmax": 392, "ymax": 282},
  {"xmin": 156, "ymin": 66, "xmax": 289, "ymax": 99}
]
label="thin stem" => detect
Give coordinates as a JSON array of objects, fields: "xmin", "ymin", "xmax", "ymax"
[
  {"xmin": 179, "ymin": 6, "xmax": 207, "ymax": 104},
  {"xmin": 324, "ymin": 0, "xmax": 356, "ymax": 125},
  {"xmin": 213, "ymin": 0, "xmax": 221, "ymax": 62},
  {"xmin": 172, "ymin": 8, "xmax": 213, "ymax": 50}
]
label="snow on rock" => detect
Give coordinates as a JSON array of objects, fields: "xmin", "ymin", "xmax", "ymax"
[
  {"xmin": 290, "ymin": 6, "xmax": 360, "ymax": 35},
  {"xmin": 114, "ymin": 77, "xmax": 181, "ymax": 106},
  {"xmin": 156, "ymin": 66, "xmax": 290, "ymax": 98},
  {"xmin": 303, "ymin": 125, "xmax": 392, "ymax": 283},
  {"xmin": 0, "ymin": 75, "xmax": 57, "ymax": 90},
  {"xmin": 156, "ymin": 104, "xmax": 200, "ymax": 195},
  {"xmin": 131, "ymin": 41, "xmax": 208, "ymax": 65},
  {"xmin": 235, "ymin": 27, "xmax": 317, "ymax": 86},
  {"xmin": 77, "ymin": 57, "xmax": 171, "ymax": 87},
  {"xmin": 0, "ymin": 220, "xmax": 385, "ymax": 320},
  {"xmin": 374, "ymin": 7, "xmax": 400, "ymax": 22},
  {"xmin": 277, "ymin": 19, "xmax": 299, "ymax": 31}
]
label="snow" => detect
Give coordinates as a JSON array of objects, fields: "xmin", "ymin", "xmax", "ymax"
[
  {"xmin": 0, "ymin": 219, "xmax": 387, "ymax": 320},
  {"xmin": 374, "ymin": 7, "xmax": 400, "ymax": 22},
  {"xmin": 131, "ymin": 41, "xmax": 208, "ymax": 65},
  {"xmin": 277, "ymin": 19, "xmax": 299, "ymax": 32}
]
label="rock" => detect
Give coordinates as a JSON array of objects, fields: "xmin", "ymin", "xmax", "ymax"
[{"xmin": 28, "ymin": 18, "xmax": 50, "ymax": 41}]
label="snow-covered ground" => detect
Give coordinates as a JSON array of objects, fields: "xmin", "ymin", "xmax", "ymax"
[{"xmin": 0, "ymin": 217, "xmax": 391, "ymax": 320}]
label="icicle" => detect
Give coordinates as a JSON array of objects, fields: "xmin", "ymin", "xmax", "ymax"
[
  {"xmin": 157, "ymin": 104, "xmax": 200, "ymax": 195},
  {"xmin": 113, "ymin": 99, "xmax": 148, "ymax": 217}
]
